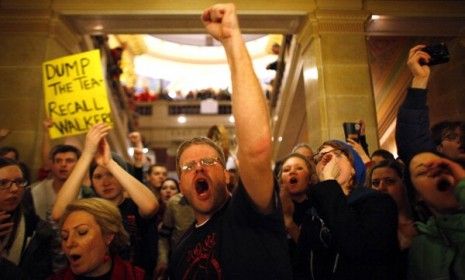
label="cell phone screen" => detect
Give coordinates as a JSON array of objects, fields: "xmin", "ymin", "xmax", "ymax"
[{"xmin": 343, "ymin": 122, "xmax": 360, "ymax": 142}]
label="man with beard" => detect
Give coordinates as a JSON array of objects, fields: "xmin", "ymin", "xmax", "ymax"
[
  {"xmin": 396, "ymin": 44, "xmax": 465, "ymax": 165},
  {"xmin": 407, "ymin": 151, "xmax": 465, "ymax": 279},
  {"xmin": 168, "ymin": 3, "xmax": 292, "ymax": 279}
]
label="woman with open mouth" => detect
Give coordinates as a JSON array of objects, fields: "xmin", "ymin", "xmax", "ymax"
[
  {"xmin": 51, "ymin": 198, "xmax": 145, "ymax": 279},
  {"xmin": 52, "ymin": 123, "xmax": 159, "ymax": 279},
  {"xmin": 278, "ymin": 152, "xmax": 318, "ymax": 278},
  {"xmin": 367, "ymin": 159, "xmax": 417, "ymax": 279},
  {"xmin": 407, "ymin": 151, "xmax": 465, "ymax": 279}
]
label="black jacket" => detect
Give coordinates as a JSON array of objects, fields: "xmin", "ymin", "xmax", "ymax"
[
  {"xmin": 0, "ymin": 205, "xmax": 56, "ymax": 280},
  {"xmin": 296, "ymin": 180, "xmax": 400, "ymax": 280}
]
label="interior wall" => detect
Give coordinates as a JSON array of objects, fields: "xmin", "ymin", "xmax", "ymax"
[
  {"xmin": 428, "ymin": 37, "xmax": 465, "ymax": 123},
  {"xmin": 0, "ymin": 12, "xmax": 84, "ymax": 180}
]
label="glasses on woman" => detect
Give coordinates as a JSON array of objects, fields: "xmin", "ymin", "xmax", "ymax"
[
  {"xmin": 0, "ymin": 178, "xmax": 28, "ymax": 190},
  {"xmin": 312, "ymin": 149, "xmax": 343, "ymax": 163},
  {"xmin": 180, "ymin": 157, "xmax": 221, "ymax": 173}
]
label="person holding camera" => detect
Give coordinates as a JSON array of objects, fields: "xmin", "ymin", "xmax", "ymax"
[{"xmin": 396, "ymin": 44, "xmax": 465, "ymax": 165}]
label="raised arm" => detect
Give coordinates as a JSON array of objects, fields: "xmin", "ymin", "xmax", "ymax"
[
  {"xmin": 51, "ymin": 123, "xmax": 111, "ymax": 221},
  {"xmin": 95, "ymin": 138, "xmax": 158, "ymax": 217},
  {"xmin": 201, "ymin": 3, "xmax": 273, "ymax": 213},
  {"xmin": 396, "ymin": 45, "xmax": 435, "ymax": 163}
]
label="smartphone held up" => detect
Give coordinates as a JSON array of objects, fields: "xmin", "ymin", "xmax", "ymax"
[{"xmin": 343, "ymin": 122, "xmax": 360, "ymax": 143}]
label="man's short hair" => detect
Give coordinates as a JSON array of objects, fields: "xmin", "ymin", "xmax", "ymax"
[
  {"xmin": 147, "ymin": 163, "xmax": 167, "ymax": 175},
  {"xmin": 49, "ymin": 144, "xmax": 81, "ymax": 161},
  {"xmin": 176, "ymin": 137, "xmax": 226, "ymax": 175},
  {"xmin": 0, "ymin": 146, "xmax": 19, "ymax": 160},
  {"xmin": 431, "ymin": 121, "xmax": 464, "ymax": 146},
  {"xmin": 371, "ymin": 149, "xmax": 395, "ymax": 161},
  {"xmin": 291, "ymin": 143, "xmax": 312, "ymax": 154}
]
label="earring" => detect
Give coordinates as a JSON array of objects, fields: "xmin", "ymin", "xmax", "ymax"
[{"xmin": 104, "ymin": 254, "xmax": 111, "ymax": 263}]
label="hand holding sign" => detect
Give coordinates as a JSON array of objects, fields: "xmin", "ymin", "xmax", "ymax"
[{"xmin": 42, "ymin": 50, "xmax": 112, "ymax": 139}]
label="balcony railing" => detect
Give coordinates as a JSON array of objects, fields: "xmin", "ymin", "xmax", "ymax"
[{"xmin": 135, "ymin": 100, "xmax": 232, "ymax": 116}]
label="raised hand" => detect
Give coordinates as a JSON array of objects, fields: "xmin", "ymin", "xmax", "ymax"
[
  {"xmin": 407, "ymin": 45, "xmax": 431, "ymax": 88},
  {"xmin": 95, "ymin": 137, "xmax": 112, "ymax": 167},
  {"xmin": 347, "ymin": 138, "xmax": 370, "ymax": 164},
  {"xmin": 425, "ymin": 157, "xmax": 465, "ymax": 184},
  {"xmin": 83, "ymin": 123, "xmax": 111, "ymax": 157},
  {"xmin": 43, "ymin": 118, "xmax": 53, "ymax": 130},
  {"xmin": 319, "ymin": 154, "xmax": 341, "ymax": 181},
  {"xmin": 0, "ymin": 211, "xmax": 13, "ymax": 244},
  {"xmin": 201, "ymin": 3, "xmax": 239, "ymax": 43},
  {"xmin": 0, "ymin": 128, "xmax": 10, "ymax": 140},
  {"xmin": 279, "ymin": 186, "xmax": 295, "ymax": 220},
  {"xmin": 128, "ymin": 131, "xmax": 143, "ymax": 148}
]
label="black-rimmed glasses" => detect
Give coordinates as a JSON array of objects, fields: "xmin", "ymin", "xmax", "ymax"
[{"xmin": 0, "ymin": 178, "xmax": 28, "ymax": 190}]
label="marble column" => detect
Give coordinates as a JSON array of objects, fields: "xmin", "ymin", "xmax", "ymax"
[
  {"xmin": 0, "ymin": 6, "xmax": 83, "ymax": 178},
  {"xmin": 298, "ymin": 9, "xmax": 379, "ymax": 153}
]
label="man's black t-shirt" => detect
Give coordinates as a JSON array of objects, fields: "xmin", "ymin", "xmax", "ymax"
[
  {"xmin": 118, "ymin": 199, "xmax": 157, "ymax": 278},
  {"xmin": 169, "ymin": 181, "xmax": 292, "ymax": 280}
]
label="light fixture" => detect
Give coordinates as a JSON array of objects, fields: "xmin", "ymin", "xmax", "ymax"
[
  {"xmin": 93, "ymin": 24, "xmax": 104, "ymax": 31},
  {"xmin": 371, "ymin": 15, "xmax": 381, "ymax": 20},
  {"xmin": 278, "ymin": 136, "xmax": 283, "ymax": 142},
  {"xmin": 177, "ymin": 115, "xmax": 187, "ymax": 124},
  {"xmin": 228, "ymin": 115, "xmax": 235, "ymax": 123},
  {"xmin": 168, "ymin": 90, "xmax": 177, "ymax": 99},
  {"xmin": 304, "ymin": 67, "xmax": 318, "ymax": 80}
]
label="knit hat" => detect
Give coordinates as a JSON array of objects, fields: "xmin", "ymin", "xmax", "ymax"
[
  {"xmin": 323, "ymin": 140, "xmax": 366, "ymax": 187},
  {"xmin": 338, "ymin": 140, "xmax": 366, "ymax": 187}
]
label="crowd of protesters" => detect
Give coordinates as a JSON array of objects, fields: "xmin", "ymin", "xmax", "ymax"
[{"xmin": 0, "ymin": 3, "xmax": 464, "ymax": 280}]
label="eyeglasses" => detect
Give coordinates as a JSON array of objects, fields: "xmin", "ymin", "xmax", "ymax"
[
  {"xmin": 312, "ymin": 149, "xmax": 343, "ymax": 163},
  {"xmin": 371, "ymin": 177, "xmax": 398, "ymax": 188},
  {"xmin": 0, "ymin": 178, "xmax": 28, "ymax": 190},
  {"xmin": 442, "ymin": 132, "xmax": 461, "ymax": 142},
  {"xmin": 180, "ymin": 157, "xmax": 221, "ymax": 173}
]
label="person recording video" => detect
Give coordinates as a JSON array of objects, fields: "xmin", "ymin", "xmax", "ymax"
[{"xmin": 396, "ymin": 44, "xmax": 465, "ymax": 165}]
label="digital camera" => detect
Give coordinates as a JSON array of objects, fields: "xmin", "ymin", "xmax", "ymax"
[{"xmin": 421, "ymin": 43, "xmax": 450, "ymax": 66}]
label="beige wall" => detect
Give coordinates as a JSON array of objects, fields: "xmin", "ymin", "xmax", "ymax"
[{"xmin": 0, "ymin": 9, "xmax": 84, "ymax": 179}]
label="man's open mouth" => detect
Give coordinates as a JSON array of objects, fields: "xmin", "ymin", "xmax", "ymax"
[
  {"xmin": 437, "ymin": 178, "xmax": 452, "ymax": 192},
  {"xmin": 195, "ymin": 179, "xmax": 209, "ymax": 195},
  {"xmin": 69, "ymin": 254, "xmax": 81, "ymax": 262}
]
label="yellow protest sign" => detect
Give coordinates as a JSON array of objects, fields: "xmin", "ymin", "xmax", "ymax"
[{"xmin": 42, "ymin": 49, "xmax": 112, "ymax": 139}]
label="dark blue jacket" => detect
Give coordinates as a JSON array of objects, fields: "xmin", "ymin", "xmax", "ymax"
[
  {"xmin": 296, "ymin": 180, "xmax": 400, "ymax": 280},
  {"xmin": 395, "ymin": 87, "xmax": 436, "ymax": 164}
]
